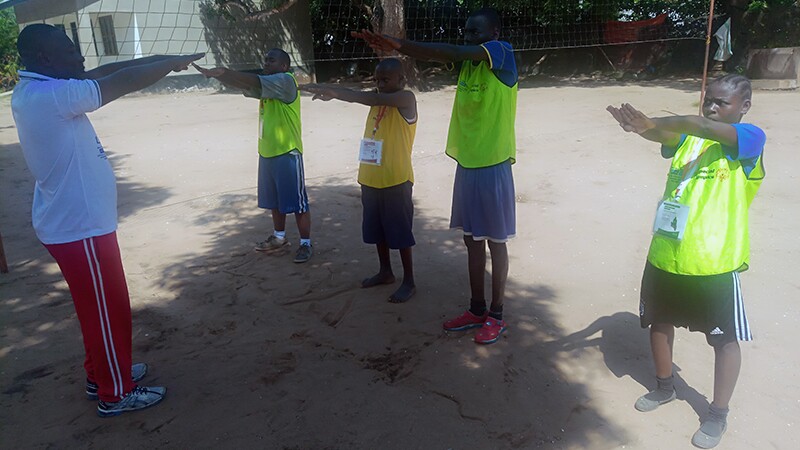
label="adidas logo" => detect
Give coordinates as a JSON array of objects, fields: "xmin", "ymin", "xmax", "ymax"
[{"xmin": 710, "ymin": 327, "xmax": 724, "ymax": 335}]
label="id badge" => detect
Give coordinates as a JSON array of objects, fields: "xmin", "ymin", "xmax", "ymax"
[
  {"xmin": 653, "ymin": 200, "xmax": 690, "ymax": 240},
  {"xmin": 359, "ymin": 138, "xmax": 383, "ymax": 166}
]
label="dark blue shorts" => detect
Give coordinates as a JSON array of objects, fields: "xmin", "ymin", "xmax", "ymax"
[
  {"xmin": 258, "ymin": 151, "xmax": 309, "ymax": 214},
  {"xmin": 450, "ymin": 160, "xmax": 516, "ymax": 243},
  {"xmin": 361, "ymin": 181, "xmax": 415, "ymax": 249}
]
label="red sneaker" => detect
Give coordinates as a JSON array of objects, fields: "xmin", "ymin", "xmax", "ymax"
[
  {"xmin": 474, "ymin": 317, "xmax": 507, "ymax": 344},
  {"xmin": 443, "ymin": 310, "xmax": 487, "ymax": 331}
]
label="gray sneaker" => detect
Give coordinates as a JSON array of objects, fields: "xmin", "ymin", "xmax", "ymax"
[
  {"xmin": 97, "ymin": 385, "xmax": 166, "ymax": 418},
  {"xmin": 294, "ymin": 244, "xmax": 313, "ymax": 263},
  {"xmin": 634, "ymin": 388, "xmax": 676, "ymax": 412},
  {"xmin": 86, "ymin": 362, "xmax": 148, "ymax": 400},
  {"xmin": 255, "ymin": 234, "xmax": 289, "ymax": 252},
  {"xmin": 691, "ymin": 420, "xmax": 727, "ymax": 448}
]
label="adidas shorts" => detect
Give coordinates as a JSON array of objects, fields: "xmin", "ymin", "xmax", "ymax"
[{"xmin": 639, "ymin": 261, "xmax": 753, "ymax": 346}]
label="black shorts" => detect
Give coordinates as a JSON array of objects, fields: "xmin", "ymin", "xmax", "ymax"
[
  {"xmin": 361, "ymin": 182, "xmax": 415, "ymax": 249},
  {"xmin": 639, "ymin": 262, "xmax": 753, "ymax": 346}
]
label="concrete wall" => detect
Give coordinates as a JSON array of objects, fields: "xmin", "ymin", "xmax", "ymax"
[{"xmin": 747, "ymin": 47, "xmax": 800, "ymax": 90}]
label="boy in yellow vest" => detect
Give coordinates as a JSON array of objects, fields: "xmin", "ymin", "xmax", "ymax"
[
  {"xmin": 355, "ymin": 8, "xmax": 517, "ymax": 343},
  {"xmin": 300, "ymin": 59, "xmax": 417, "ymax": 303},
  {"xmin": 193, "ymin": 49, "xmax": 313, "ymax": 263},
  {"xmin": 607, "ymin": 74, "xmax": 766, "ymax": 449}
]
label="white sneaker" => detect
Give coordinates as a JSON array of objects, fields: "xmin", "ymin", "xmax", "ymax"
[
  {"xmin": 97, "ymin": 385, "xmax": 166, "ymax": 417},
  {"xmin": 86, "ymin": 362, "xmax": 148, "ymax": 400}
]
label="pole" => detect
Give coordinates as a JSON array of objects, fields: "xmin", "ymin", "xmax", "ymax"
[{"xmin": 699, "ymin": 0, "xmax": 717, "ymax": 115}]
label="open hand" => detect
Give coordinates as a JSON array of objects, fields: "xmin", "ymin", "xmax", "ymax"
[
  {"xmin": 171, "ymin": 53, "xmax": 205, "ymax": 72},
  {"xmin": 192, "ymin": 62, "xmax": 225, "ymax": 78},
  {"xmin": 351, "ymin": 29, "xmax": 401, "ymax": 55},
  {"xmin": 311, "ymin": 92, "xmax": 334, "ymax": 101},
  {"xmin": 607, "ymin": 103, "xmax": 655, "ymax": 134},
  {"xmin": 300, "ymin": 84, "xmax": 335, "ymax": 101}
]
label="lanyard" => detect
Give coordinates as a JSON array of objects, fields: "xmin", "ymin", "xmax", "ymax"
[{"xmin": 371, "ymin": 106, "xmax": 388, "ymax": 139}]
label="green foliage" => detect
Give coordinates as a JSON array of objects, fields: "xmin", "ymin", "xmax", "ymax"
[
  {"xmin": 741, "ymin": 0, "xmax": 800, "ymax": 47},
  {"xmin": 0, "ymin": 8, "xmax": 20, "ymax": 91}
]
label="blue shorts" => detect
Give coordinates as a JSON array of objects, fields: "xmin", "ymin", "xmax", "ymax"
[
  {"xmin": 258, "ymin": 151, "xmax": 309, "ymax": 214},
  {"xmin": 450, "ymin": 160, "xmax": 516, "ymax": 243},
  {"xmin": 361, "ymin": 182, "xmax": 415, "ymax": 249}
]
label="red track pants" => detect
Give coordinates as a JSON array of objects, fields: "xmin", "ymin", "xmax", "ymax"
[{"xmin": 45, "ymin": 232, "xmax": 134, "ymax": 402}]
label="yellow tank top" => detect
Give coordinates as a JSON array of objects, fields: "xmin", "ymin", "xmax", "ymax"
[
  {"xmin": 258, "ymin": 73, "xmax": 303, "ymax": 158},
  {"xmin": 647, "ymin": 135, "xmax": 765, "ymax": 275},
  {"xmin": 358, "ymin": 105, "xmax": 416, "ymax": 188}
]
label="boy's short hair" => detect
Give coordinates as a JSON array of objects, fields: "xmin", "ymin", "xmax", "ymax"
[
  {"xmin": 376, "ymin": 57, "xmax": 404, "ymax": 74},
  {"xmin": 470, "ymin": 7, "xmax": 502, "ymax": 31},
  {"xmin": 713, "ymin": 74, "xmax": 752, "ymax": 101},
  {"xmin": 268, "ymin": 48, "xmax": 291, "ymax": 66}
]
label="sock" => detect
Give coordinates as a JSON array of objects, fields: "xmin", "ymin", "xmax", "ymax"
[
  {"xmin": 273, "ymin": 230, "xmax": 286, "ymax": 240},
  {"xmin": 300, "ymin": 238, "xmax": 312, "ymax": 247},
  {"xmin": 488, "ymin": 305, "xmax": 503, "ymax": 321},
  {"xmin": 656, "ymin": 374, "xmax": 674, "ymax": 393},
  {"xmin": 697, "ymin": 404, "xmax": 729, "ymax": 438},
  {"xmin": 707, "ymin": 404, "xmax": 729, "ymax": 424},
  {"xmin": 469, "ymin": 299, "xmax": 486, "ymax": 317}
]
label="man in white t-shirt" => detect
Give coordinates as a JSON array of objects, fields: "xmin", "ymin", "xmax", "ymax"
[{"xmin": 11, "ymin": 23, "xmax": 202, "ymax": 417}]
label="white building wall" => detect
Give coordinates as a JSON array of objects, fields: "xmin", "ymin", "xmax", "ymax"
[{"xmin": 14, "ymin": 0, "xmax": 314, "ymax": 80}]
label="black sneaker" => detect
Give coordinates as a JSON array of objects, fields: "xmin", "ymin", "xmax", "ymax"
[{"xmin": 294, "ymin": 244, "xmax": 313, "ymax": 263}]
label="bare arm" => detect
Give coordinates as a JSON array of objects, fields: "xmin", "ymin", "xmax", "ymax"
[
  {"xmin": 301, "ymin": 84, "xmax": 416, "ymax": 121},
  {"xmin": 300, "ymin": 84, "xmax": 414, "ymax": 107},
  {"xmin": 192, "ymin": 64, "xmax": 260, "ymax": 95},
  {"xmin": 352, "ymin": 30, "xmax": 487, "ymax": 63},
  {"xmin": 649, "ymin": 115, "xmax": 739, "ymax": 151},
  {"xmin": 607, "ymin": 104, "xmax": 683, "ymax": 151},
  {"xmin": 95, "ymin": 53, "xmax": 204, "ymax": 105},
  {"xmin": 83, "ymin": 55, "xmax": 178, "ymax": 79}
]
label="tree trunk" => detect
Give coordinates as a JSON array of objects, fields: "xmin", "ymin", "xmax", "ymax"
[
  {"xmin": 722, "ymin": 0, "xmax": 750, "ymax": 71},
  {"xmin": 370, "ymin": 0, "xmax": 425, "ymax": 89}
]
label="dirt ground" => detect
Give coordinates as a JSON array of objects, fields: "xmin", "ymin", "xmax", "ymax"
[{"xmin": 1, "ymin": 79, "xmax": 798, "ymax": 449}]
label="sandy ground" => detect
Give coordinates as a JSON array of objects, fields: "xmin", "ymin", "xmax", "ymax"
[{"xmin": 0, "ymin": 79, "xmax": 798, "ymax": 449}]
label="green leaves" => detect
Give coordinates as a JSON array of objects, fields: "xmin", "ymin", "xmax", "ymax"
[{"xmin": 0, "ymin": 9, "xmax": 20, "ymax": 91}]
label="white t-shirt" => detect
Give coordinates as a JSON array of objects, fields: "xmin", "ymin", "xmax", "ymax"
[{"xmin": 12, "ymin": 71, "xmax": 117, "ymax": 244}]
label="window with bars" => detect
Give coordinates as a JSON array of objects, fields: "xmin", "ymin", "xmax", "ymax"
[
  {"xmin": 70, "ymin": 22, "xmax": 81, "ymax": 55},
  {"xmin": 98, "ymin": 15, "xmax": 118, "ymax": 56}
]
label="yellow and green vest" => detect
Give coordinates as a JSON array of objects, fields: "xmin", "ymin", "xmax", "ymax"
[
  {"xmin": 647, "ymin": 135, "xmax": 765, "ymax": 275},
  {"xmin": 359, "ymin": 105, "xmax": 416, "ymax": 189},
  {"xmin": 258, "ymin": 73, "xmax": 302, "ymax": 158},
  {"xmin": 445, "ymin": 59, "xmax": 517, "ymax": 168}
]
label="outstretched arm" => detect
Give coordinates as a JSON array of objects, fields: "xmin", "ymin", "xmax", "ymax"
[
  {"xmin": 301, "ymin": 84, "xmax": 416, "ymax": 121},
  {"xmin": 607, "ymin": 104, "xmax": 683, "ymax": 154},
  {"xmin": 608, "ymin": 103, "xmax": 741, "ymax": 157},
  {"xmin": 300, "ymin": 84, "xmax": 414, "ymax": 107},
  {"xmin": 192, "ymin": 64, "xmax": 261, "ymax": 95},
  {"xmin": 351, "ymin": 30, "xmax": 487, "ymax": 63},
  {"xmin": 84, "ymin": 55, "xmax": 183, "ymax": 79},
  {"xmin": 95, "ymin": 53, "xmax": 204, "ymax": 105}
]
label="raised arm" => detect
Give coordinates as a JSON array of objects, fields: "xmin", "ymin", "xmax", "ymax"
[
  {"xmin": 95, "ymin": 53, "xmax": 204, "ymax": 105},
  {"xmin": 607, "ymin": 104, "xmax": 683, "ymax": 153},
  {"xmin": 301, "ymin": 84, "xmax": 416, "ymax": 120},
  {"xmin": 301, "ymin": 84, "xmax": 414, "ymax": 107},
  {"xmin": 83, "ymin": 55, "xmax": 182, "ymax": 79},
  {"xmin": 352, "ymin": 30, "xmax": 487, "ymax": 63},
  {"xmin": 192, "ymin": 64, "xmax": 261, "ymax": 95}
]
